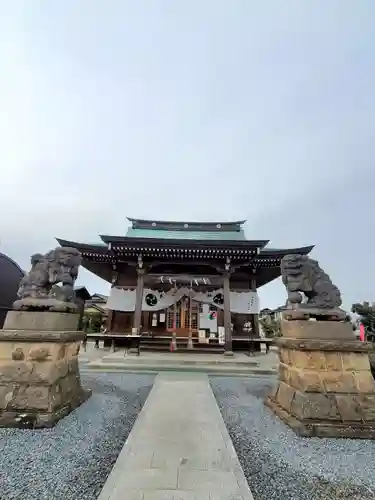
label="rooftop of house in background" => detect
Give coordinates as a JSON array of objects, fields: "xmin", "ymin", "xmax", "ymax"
[
  {"xmin": 89, "ymin": 293, "xmax": 108, "ymax": 303},
  {"xmin": 74, "ymin": 286, "xmax": 91, "ymax": 301},
  {"xmin": 84, "ymin": 293, "xmax": 108, "ymax": 315}
]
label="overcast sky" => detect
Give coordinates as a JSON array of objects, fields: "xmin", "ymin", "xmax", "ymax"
[{"xmin": 1, "ymin": 1, "xmax": 374, "ymax": 311}]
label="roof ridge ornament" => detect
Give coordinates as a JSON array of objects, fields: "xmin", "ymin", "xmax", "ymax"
[
  {"xmin": 126, "ymin": 217, "xmax": 248, "ymax": 233},
  {"xmin": 126, "ymin": 216, "xmax": 247, "ymax": 225}
]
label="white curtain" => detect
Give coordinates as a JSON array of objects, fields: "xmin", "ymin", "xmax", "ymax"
[{"xmin": 106, "ymin": 287, "xmax": 259, "ymax": 314}]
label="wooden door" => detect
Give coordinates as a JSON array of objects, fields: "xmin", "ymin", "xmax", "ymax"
[{"xmin": 166, "ymin": 298, "xmax": 199, "ymax": 336}]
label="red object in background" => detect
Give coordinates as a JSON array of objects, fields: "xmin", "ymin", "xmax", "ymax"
[{"xmin": 359, "ymin": 323, "xmax": 365, "ymax": 342}]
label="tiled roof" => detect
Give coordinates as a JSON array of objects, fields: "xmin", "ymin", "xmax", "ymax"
[
  {"xmin": 124, "ymin": 228, "xmax": 247, "ymax": 241},
  {"xmin": 127, "ymin": 217, "xmax": 246, "ymax": 227}
]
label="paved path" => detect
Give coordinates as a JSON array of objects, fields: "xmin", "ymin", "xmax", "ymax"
[{"xmin": 98, "ymin": 372, "xmax": 254, "ymax": 500}]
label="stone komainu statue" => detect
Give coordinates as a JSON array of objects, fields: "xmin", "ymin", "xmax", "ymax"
[
  {"xmin": 280, "ymin": 254, "xmax": 344, "ymax": 320},
  {"xmin": 13, "ymin": 247, "xmax": 82, "ymax": 312}
]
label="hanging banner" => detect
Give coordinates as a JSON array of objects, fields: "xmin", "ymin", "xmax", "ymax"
[
  {"xmin": 106, "ymin": 287, "xmax": 187, "ymax": 312},
  {"xmin": 218, "ymin": 326, "xmax": 225, "ymax": 345},
  {"xmin": 359, "ymin": 323, "xmax": 365, "ymax": 342},
  {"xmin": 106, "ymin": 287, "xmax": 260, "ymax": 314}
]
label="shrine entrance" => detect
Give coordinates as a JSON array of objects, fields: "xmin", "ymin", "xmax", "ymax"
[{"xmin": 166, "ymin": 297, "xmax": 199, "ymax": 337}]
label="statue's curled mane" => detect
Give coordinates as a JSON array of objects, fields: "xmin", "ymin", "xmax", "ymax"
[{"xmin": 281, "ymin": 254, "xmax": 342, "ymax": 314}]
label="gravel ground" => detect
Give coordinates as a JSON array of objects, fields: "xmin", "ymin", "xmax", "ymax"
[
  {"xmin": 210, "ymin": 376, "xmax": 375, "ymax": 500},
  {"xmin": 0, "ymin": 373, "xmax": 155, "ymax": 500}
]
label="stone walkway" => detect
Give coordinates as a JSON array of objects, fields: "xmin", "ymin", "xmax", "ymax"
[{"xmin": 98, "ymin": 372, "xmax": 254, "ymax": 500}]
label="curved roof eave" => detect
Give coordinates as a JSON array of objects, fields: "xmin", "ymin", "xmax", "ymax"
[
  {"xmin": 56, "ymin": 238, "xmax": 314, "ymax": 260},
  {"xmin": 56, "ymin": 238, "xmax": 108, "ymax": 253},
  {"xmin": 259, "ymin": 245, "xmax": 314, "ymax": 257}
]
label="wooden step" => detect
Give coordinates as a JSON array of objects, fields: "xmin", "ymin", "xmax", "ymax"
[{"xmin": 139, "ymin": 345, "xmax": 224, "ymax": 354}]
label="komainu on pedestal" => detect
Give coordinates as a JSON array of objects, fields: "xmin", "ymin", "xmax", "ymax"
[
  {"xmin": 280, "ymin": 253, "xmax": 346, "ymax": 321},
  {"xmin": 13, "ymin": 246, "xmax": 81, "ymax": 312},
  {"xmin": 0, "ymin": 247, "xmax": 91, "ymax": 429},
  {"xmin": 265, "ymin": 254, "xmax": 375, "ymax": 439}
]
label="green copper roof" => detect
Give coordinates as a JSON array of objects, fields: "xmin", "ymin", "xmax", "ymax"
[{"xmin": 125, "ymin": 227, "xmax": 247, "ymax": 241}]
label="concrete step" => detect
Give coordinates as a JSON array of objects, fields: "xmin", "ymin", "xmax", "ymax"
[
  {"xmin": 98, "ymin": 355, "xmax": 259, "ymax": 367},
  {"xmin": 82, "ymin": 361, "xmax": 276, "ymax": 376},
  {"xmin": 140, "ymin": 345, "xmax": 224, "ymax": 354}
]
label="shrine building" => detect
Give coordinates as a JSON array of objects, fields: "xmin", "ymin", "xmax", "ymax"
[{"xmin": 57, "ymin": 218, "xmax": 313, "ymax": 353}]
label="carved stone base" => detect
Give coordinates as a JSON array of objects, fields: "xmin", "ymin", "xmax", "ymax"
[
  {"xmin": 13, "ymin": 297, "xmax": 78, "ymax": 313},
  {"xmin": 266, "ymin": 321, "xmax": 375, "ymax": 439},
  {"xmin": 280, "ymin": 318, "xmax": 355, "ymax": 340},
  {"xmin": 265, "ymin": 396, "xmax": 375, "ymax": 439},
  {"xmin": 4, "ymin": 310, "xmax": 80, "ymax": 332},
  {"xmin": 0, "ymin": 311, "xmax": 90, "ymax": 428},
  {"xmin": 282, "ymin": 306, "xmax": 346, "ymax": 321}
]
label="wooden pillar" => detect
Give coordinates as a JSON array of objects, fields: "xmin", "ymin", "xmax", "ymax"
[
  {"xmin": 142, "ymin": 311, "xmax": 149, "ymax": 332},
  {"xmin": 250, "ymin": 277, "xmax": 260, "ymax": 337},
  {"xmin": 223, "ymin": 267, "xmax": 233, "ymax": 356},
  {"xmin": 106, "ymin": 309, "xmax": 114, "ymax": 333},
  {"xmin": 133, "ymin": 267, "xmax": 145, "ymax": 334},
  {"xmin": 187, "ymin": 283, "xmax": 193, "ymax": 349},
  {"xmin": 76, "ymin": 299, "xmax": 85, "ymax": 331},
  {"xmin": 108, "ymin": 264, "xmax": 118, "ymax": 334}
]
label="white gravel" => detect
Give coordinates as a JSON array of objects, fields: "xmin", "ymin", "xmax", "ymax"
[
  {"xmin": 0, "ymin": 373, "xmax": 155, "ymax": 500},
  {"xmin": 210, "ymin": 376, "xmax": 375, "ymax": 500}
]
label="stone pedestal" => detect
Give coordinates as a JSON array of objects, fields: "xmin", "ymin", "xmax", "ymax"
[
  {"xmin": 266, "ymin": 320, "xmax": 375, "ymax": 439},
  {"xmin": 0, "ymin": 311, "xmax": 90, "ymax": 428}
]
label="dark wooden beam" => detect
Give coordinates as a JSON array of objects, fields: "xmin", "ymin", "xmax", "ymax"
[
  {"xmin": 133, "ymin": 267, "xmax": 145, "ymax": 334},
  {"xmin": 223, "ymin": 270, "xmax": 233, "ymax": 355}
]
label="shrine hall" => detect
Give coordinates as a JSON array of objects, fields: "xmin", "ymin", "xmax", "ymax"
[{"xmin": 57, "ymin": 217, "xmax": 313, "ymax": 353}]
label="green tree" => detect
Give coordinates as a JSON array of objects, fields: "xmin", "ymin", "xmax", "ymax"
[
  {"xmin": 259, "ymin": 316, "xmax": 281, "ymax": 338},
  {"xmin": 351, "ymin": 302, "xmax": 375, "ymax": 340},
  {"xmin": 343, "ymin": 313, "xmax": 356, "ymax": 330},
  {"xmin": 84, "ymin": 312, "xmax": 103, "ymax": 332}
]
